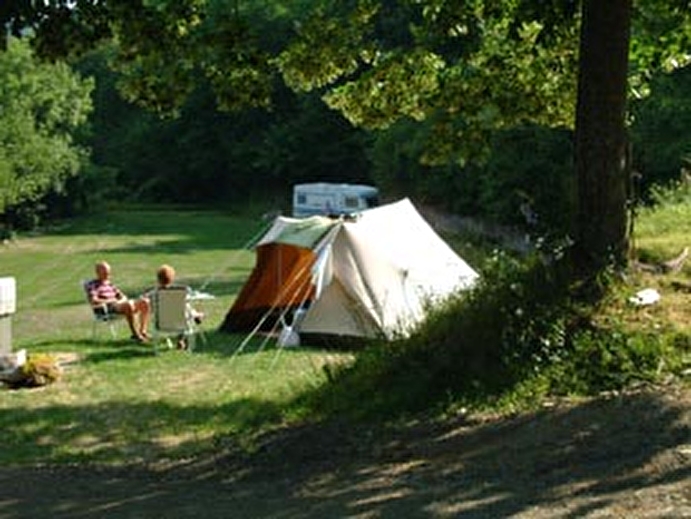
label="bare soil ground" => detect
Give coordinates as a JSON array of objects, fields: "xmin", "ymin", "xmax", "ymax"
[{"xmin": 0, "ymin": 384, "xmax": 689, "ymax": 518}]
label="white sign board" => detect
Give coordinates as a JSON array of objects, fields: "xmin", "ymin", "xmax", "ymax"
[{"xmin": 0, "ymin": 277, "xmax": 16, "ymax": 315}]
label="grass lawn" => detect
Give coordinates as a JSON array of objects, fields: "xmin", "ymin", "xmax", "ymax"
[
  {"xmin": 0, "ymin": 207, "xmax": 353, "ymax": 466},
  {"xmin": 2, "ymin": 196, "xmax": 689, "ymax": 469}
]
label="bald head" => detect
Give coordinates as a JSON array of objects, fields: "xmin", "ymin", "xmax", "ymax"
[{"xmin": 95, "ymin": 261, "xmax": 111, "ymax": 281}]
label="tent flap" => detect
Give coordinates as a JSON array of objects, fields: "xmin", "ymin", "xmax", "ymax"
[{"xmin": 220, "ymin": 243, "xmax": 316, "ymax": 333}]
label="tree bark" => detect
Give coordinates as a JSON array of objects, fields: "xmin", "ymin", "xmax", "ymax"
[{"xmin": 573, "ymin": 0, "xmax": 633, "ymax": 277}]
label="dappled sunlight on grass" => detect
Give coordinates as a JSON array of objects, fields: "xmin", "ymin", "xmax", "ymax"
[
  {"xmin": 0, "ymin": 398, "xmax": 277, "ymax": 465},
  {"xmin": 0, "ymin": 208, "xmax": 355, "ymax": 466},
  {"xmin": 0, "ymin": 343, "xmax": 348, "ymax": 465},
  {"xmin": 634, "ymin": 197, "xmax": 691, "ymax": 266}
]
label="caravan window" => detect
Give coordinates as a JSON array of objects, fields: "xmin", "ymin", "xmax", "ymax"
[
  {"xmin": 344, "ymin": 196, "xmax": 360, "ymax": 209},
  {"xmin": 297, "ymin": 194, "xmax": 307, "ymax": 204}
]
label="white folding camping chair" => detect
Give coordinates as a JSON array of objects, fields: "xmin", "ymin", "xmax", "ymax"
[
  {"xmin": 82, "ymin": 280, "xmax": 124, "ymax": 340},
  {"xmin": 151, "ymin": 285, "xmax": 203, "ymax": 351}
]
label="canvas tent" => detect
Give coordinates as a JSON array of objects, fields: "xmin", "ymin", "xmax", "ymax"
[{"xmin": 220, "ymin": 198, "xmax": 479, "ymax": 341}]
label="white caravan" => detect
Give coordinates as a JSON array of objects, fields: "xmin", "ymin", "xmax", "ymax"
[{"xmin": 292, "ymin": 183, "xmax": 379, "ymax": 217}]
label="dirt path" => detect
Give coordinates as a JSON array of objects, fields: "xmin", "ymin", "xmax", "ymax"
[{"xmin": 1, "ymin": 386, "xmax": 689, "ymax": 518}]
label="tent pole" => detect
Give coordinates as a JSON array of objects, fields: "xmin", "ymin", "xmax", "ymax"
[{"xmin": 230, "ymin": 252, "xmax": 316, "ymax": 360}]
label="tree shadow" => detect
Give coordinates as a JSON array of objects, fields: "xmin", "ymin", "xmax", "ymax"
[
  {"xmin": 80, "ymin": 345, "xmax": 158, "ymax": 363},
  {"xmin": 86, "ymin": 237, "xmax": 248, "ymax": 255},
  {"xmin": 0, "ymin": 396, "xmax": 281, "ymax": 463},
  {"xmin": 0, "ymin": 390, "xmax": 688, "ymax": 517},
  {"xmin": 50, "ymin": 209, "xmax": 268, "ymax": 248},
  {"xmin": 211, "ymin": 389, "xmax": 691, "ymax": 518}
]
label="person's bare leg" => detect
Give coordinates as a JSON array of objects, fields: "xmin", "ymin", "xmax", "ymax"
[
  {"xmin": 116, "ymin": 301, "xmax": 143, "ymax": 340},
  {"xmin": 135, "ymin": 298, "xmax": 150, "ymax": 338}
]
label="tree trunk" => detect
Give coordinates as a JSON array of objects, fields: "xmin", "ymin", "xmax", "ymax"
[{"xmin": 573, "ymin": 0, "xmax": 632, "ymax": 277}]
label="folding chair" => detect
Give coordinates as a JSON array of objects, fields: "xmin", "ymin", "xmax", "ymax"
[
  {"xmin": 152, "ymin": 285, "xmax": 202, "ymax": 351},
  {"xmin": 82, "ymin": 280, "xmax": 124, "ymax": 340}
]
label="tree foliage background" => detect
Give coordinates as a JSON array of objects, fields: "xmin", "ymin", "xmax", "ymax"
[
  {"xmin": 0, "ymin": 38, "xmax": 93, "ymax": 229},
  {"xmin": 0, "ymin": 0, "xmax": 689, "ymax": 241}
]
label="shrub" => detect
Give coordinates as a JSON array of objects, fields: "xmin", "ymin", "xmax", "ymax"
[
  {"xmin": 543, "ymin": 327, "xmax": 665, "ymax": 396},
  {"xmin": 302, "ymin": 233, "xmax": 688, "ymax": 422},
  {"xmin": 302, "ymin": 246, "xmax": 579, "ymax": 419}
]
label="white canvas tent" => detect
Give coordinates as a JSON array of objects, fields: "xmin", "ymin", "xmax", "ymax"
[{"xmin": 220, "ymin": 198, "xmax": 478, "ymax": 341}]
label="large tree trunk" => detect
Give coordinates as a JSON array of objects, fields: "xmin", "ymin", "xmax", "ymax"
[{"xmin": 573, "ymin": 0, "xmax": 633, "ymax": 277}]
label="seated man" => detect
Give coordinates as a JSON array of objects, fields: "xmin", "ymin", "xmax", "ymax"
[
  {"xmin": 86, "ymin": 260, "xmax": 150, "ymax": 342},
  {"xmin": 144, "ymin": 264, "xmax": 204, "ymax": 349}
]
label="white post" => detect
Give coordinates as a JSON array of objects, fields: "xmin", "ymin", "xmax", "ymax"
[{"xmin": 0, "ymin": 277, "xmax": 16, "ymax": 354}]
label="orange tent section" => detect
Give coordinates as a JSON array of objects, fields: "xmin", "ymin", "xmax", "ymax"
[{"xmin": 220, "ymin": 242, "xmax": 316, "ymax": 332}]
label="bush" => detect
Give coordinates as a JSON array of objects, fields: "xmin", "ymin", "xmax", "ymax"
[
  {"xmin": 630, "ymin": 66, "xmax": 691, "ymax": 198},
  {"xmin": 370, "ymin": 123, "xmax": 575, "ymax": 236},
  {"xmin": 478, "ymin": 126, "xmax": 575, "ymax": 234},
  {"xmin": 543, "ymin": 328, "xmax": 665, "ymax": 396},
  {"xmin": 301, "ymin": 236, "xmax": 684, "ymax": 422},
  {"xmin": 302, "ymin": 247, "xmax": 579, "ymax": 419}
]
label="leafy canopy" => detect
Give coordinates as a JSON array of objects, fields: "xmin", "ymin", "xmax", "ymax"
[
  {"xmin": 0, "ymin": 38, "xmax": 93, "ymax": 213},
  {"xmin": 1, "ymin": 0, "xmax": 275, "ymax": 115},
  {"xmin": 2, "ymin": 0, "xmax": 689, "ymax": 161},
  {"xmin": 277, "ymin": 0, "xmax": 690, "ymax": 164}
]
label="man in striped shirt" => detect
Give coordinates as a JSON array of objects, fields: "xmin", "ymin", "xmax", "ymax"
[{"xmin": 86, "ymin": 261, "xmax": 150, "ymax": 342}]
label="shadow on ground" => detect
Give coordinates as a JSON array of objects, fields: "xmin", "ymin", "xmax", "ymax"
[{"xmin": 0, "ymin": 387, "xmax": 689, "ymax": 518}]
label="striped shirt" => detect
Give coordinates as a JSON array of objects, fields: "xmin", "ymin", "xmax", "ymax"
[{"xmin": 86, "ymin": 279, "xmax": 125, "ymax": 304}]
